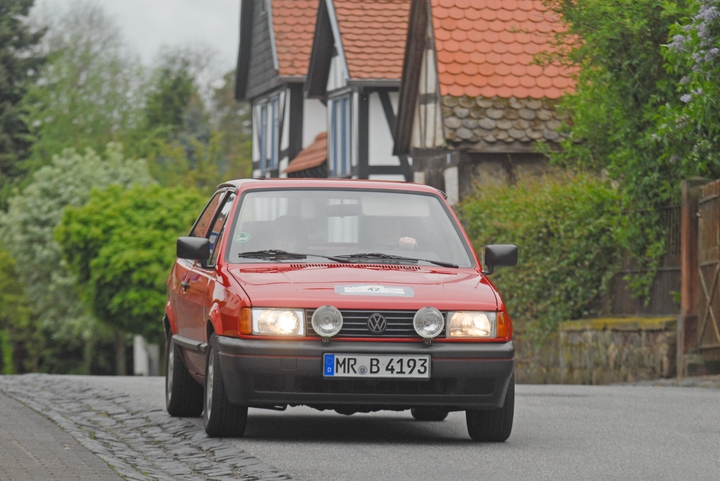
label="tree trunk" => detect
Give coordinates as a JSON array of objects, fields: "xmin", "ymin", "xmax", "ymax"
[{"xmin": 115, "ymin": 330, "xmax": 126, "ymax": 376}]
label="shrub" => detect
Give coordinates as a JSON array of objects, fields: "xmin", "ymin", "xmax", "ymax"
[{"xmin": 459, "ymin": 173, "xmax": 623, "ymax": 342}]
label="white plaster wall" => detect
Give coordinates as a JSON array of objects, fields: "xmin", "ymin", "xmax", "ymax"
[
  {"xmin": 368, "ymin": 91, "xmax": 401, "ymax": 166},
  {"xmin": 279, "ymin": 88, "xmax": 290, "ymax": 177},
  {"xmin": 327, "ymin": 54, "xmax": 346, "ymax": 92},
  {"xmin": 444, "ymin": 166, "xmax": 459, "ymax": 205},
  {"xmin": 352, "ymin": 91, "xmax": 359, "ymax": 175},
  {"xmin": 369, "ymin": 174, "xmax": 406, "ymax": 181},
  {"xmin": 280, "ymin": 88, "xmax": 289, "ymax": 153},
  {"xmin": 302, "ymin": 98, "xmax": 327, "ymax": 148}
]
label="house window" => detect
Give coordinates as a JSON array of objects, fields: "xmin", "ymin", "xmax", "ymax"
[
  {"xmin": 329, "ymin": 93, "xmax": 352, "ymax": 177},
  {"xmin": 258, "ymin": 94, "xmax": 280, "ymax": 175}
]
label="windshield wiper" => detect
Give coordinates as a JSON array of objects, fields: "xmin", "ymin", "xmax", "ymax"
[
  {"xmin": 237, "ymin": 250, "xmax": 350, "ymax": 263},
  {"xmin": 335, "ymin": 252, "xmax": 458, "ymax": 268}
]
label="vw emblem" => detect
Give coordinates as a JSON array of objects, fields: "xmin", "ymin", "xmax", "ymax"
[{"xmin": 367, "ymin": 313, "xmax": 387, "ymax": 334}]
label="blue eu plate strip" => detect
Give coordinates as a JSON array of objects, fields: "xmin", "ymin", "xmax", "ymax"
[{"xmin": 324, "ymin": 354, "xmax": 335, "ymax": 376}]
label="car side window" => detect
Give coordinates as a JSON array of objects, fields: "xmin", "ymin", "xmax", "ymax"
[
  {"xmin": 208, "ymin": 193, "xmax": 236, "ymax": 266},
  {"xmin": 190, "ymin": 192, "xmax": 224, "ymax": 238}
]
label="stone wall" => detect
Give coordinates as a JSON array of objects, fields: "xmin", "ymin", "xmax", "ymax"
[{"xmin": 515, "ymin": 317, "xmax": 677, "ymax": 384}]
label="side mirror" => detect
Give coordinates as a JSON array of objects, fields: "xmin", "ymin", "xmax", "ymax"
[
  {"xmin": 177, "ymin": 236, "xmax": 210, "ymax": 261},
  {"xmin": 483, "ymin": 244, "xmax": 518, "ymax": 275}
]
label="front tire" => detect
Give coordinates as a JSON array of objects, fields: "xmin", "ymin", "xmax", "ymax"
[
  {"xmin": 466, "ymin": 374, "xmax": 514, "ymax": 442},
  {"xmin": 166, "ymin": 335, "xmax": 203, "ymax": 417},
  {"xmin": 203, "ymin": 334, "xmax": 248, "ymax": 437},
  {"xmin": 411, "ymin": 407, "xmax": 449, "ymax": 421}
]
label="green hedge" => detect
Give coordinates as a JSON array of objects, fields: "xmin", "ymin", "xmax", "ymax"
[{"xmin": 459, "ymin": 173, "xmax": 624, "ymax": 342}]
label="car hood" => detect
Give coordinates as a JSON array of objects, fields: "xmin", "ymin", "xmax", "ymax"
[{"xmin": 228, "ymin": 263, "xmax": 498, "ymax": 311}]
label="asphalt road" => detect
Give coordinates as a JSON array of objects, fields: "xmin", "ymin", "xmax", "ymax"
[{"xmin": 66, "ymin": 376, "xmax": 720, "ymax": 481}]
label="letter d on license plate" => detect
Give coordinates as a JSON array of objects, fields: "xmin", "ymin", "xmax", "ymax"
[{"xmin": 323, "ymin": 354, "xmax": 430, "ymax": 379}]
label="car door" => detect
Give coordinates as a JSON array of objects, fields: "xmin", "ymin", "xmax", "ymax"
[
  {"xmin": 171, "ymin": 191, "xmax": 225, "ymax": 348},
  {"xmin": 179, "ymin": 192, "xmax": 236, "ymax": 376}
]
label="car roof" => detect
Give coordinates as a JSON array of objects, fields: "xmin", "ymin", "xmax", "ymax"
[{"xmin": 217, "ymin": 178, "xmax": 447, "ymax": 198}]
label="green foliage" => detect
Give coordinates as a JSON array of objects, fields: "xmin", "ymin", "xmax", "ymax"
[
  {"xmin": 655, "ymin": 0, "xmax": 720, "ymax": 176},
  {"xmin": 56, "ymin": 185, "xmax": 206, "ymax": 342},
  {"xmin": 0, "ymin": 143, "xmax": 153, "ymax": 372},
  {"xmin": 543, "ymin": 0, "xmax": 690, "ymax": 299},
  {"xmin": 0, "ymin": 249, "xmax": 33, "ymax": 373},
  {"xmin": 144, "ymin": 53, "xmax": 196, "ymax": 131},
  {"xmin": 211, "ymin": 71, "xmax": 253, "ymax": 180},
  {"xmin": 0, "ymin": 0, "xmax": 45, "ymax": 210},
  {"xmin": 459, "ymin": 174, "xmax": 623, "ymax": 342}
]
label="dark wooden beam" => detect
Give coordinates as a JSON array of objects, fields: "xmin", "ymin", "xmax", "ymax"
[
  {"xmin": 367, "ymin": 165, "xmax": 407, "ymax": 175},
  {"xmin": 393, "ymin": 0, "xmax": 428, "ymax": 156},
  {"xmin": 235, "ymin": 0, "xmax": 255, "ymax": 100},
  {"xmin": 358, "ymin": 91, "xmax": 369, "ymax": 179},
  {"xmin": 288, "ymin": 84, "xmax": 304, "ymax": 161},
  {"xmin": 305, "ymin": 0, "xmax": 333, "ymax": 99}
]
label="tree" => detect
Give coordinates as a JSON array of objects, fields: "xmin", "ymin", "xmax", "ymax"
[
  {"xmin": 56, "ymin": 184, "xmax": 207, "ymax": 342},
  {"xmin": 211, "ymin": 71, "xmax": 253, "ymax": 180},
  {"xmin": 142, "ymin": 50, "xmax": 252, "ymax": 192},
  {"xmin": 0, "ymin": 143, "xmax": 153, "ymax": 373},
  {"xmin": 22, "ymin": 1, "xmax": 147, "ymax": 169},
  {"xmin": 144, "ymin": 46, "xmax": 204, "ymax": 132},
  {"xmin": 656, "ymin": 0, "xmax": 720, "ymax": 176},
  {"xmin": 543, "ymin": 0, "xmax": 689, "ymax": 298},
  {"xmin": 0, "ymin": 249, "xmax": 33, "ymax": 373},
  {"xmin": 0, "ymin": 0, "xmax": 45, "ymax": 210}
]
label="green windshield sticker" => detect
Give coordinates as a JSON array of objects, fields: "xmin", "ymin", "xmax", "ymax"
[{"xmin": 234, "ymin": 232, "xmax": 251, "ymax": 243}]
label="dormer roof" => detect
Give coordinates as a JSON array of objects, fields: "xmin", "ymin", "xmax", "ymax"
[
  {"xmin": 306, "ymin": 0, "xmax": 411, "ymax": 98},
  {"xmin": 236, "ymin": 0, "xmax": 319, "ymax": 101}
]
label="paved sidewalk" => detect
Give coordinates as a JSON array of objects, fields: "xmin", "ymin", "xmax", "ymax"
[
  {"xmin": 0, "ymin": 391, "xmax": 121, "ymax": 481},
  {"xmin": 0, "ymin": 374, "xmax": 291, "ymax": 480}
]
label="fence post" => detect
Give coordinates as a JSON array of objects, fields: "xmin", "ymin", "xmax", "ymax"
[{"xmin": 679, "ymin": 178, "xmax": 708, "ymax": 377}]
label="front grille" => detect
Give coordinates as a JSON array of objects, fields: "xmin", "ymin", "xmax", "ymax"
[{"xmin": 305, "ymin": 309, "xmax": 448, "ymax": 338}]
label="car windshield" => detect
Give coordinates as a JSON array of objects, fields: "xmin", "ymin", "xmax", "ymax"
[{"xmin": 226, "ymin": 189, "xmax": 475, "ymax": 268}]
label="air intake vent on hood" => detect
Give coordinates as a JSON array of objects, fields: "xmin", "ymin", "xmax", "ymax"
[{"xmin": 289, "ymin": 263, "xmax": 421, "ymax": 271}]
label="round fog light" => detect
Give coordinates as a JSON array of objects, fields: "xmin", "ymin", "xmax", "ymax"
[
  {"xmin": 311, "ymin": 305, "xmax": 343, "ymax": 337},
  {"xmin": 413, "ymin": 307, "xmax": 445, "ymax": 339}
]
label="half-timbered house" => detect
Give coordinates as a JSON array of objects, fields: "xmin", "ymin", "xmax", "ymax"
[
  {"xmin": 302, "ymin": 0, "xmax": 412, "ymax": 180},
  {"xmin": 235, "ymin": 0, "xmax": 326, "ymax": 178},
  {"xmin": 394, "ymin": 0, "xmax": 574, "ymax": 203}
]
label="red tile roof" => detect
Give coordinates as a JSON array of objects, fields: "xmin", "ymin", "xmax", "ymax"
[
  {"xmin": 333, "ymin": 0, "xmax": 411, "ymax": 80},
  {"xmin": 271, "ymin": 0, "xmax": 319, "ymax": 77},
  {"xmin": 431, "ymin": 0, "xmax": 574, "ymax": 99},
  {"xmin": 285, "ymin": 132, "xmax": 328, "ymax": 173}
]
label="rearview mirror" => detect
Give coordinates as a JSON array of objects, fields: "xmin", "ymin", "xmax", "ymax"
[
  {"xmin": 177, "ymin": 236, "xmax": 210, "ymax": 261},
  {"xmin": 483, "ymin": 244, "xmax": 518, "ymax": 275}
]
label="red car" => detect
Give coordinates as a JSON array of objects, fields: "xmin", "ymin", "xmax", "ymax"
[{"xmin": 164, "ymin": 179, "xmax": 517, "ymax": 441}]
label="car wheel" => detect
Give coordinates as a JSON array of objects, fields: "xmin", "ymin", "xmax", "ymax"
[
  {"xmin": 203, "ymin": 333, "xmax": 248, "ymax": 437},
  {"xmin": 166, "ymin": 335, "xmax": 203, "ymax": 417},
  {"xmin": 411, "ymin": 407, "xmax": 449, "ymax": 421},
  {"xmin": 466, "ymin": 374, "xmax": 514, "ymax": 442}
]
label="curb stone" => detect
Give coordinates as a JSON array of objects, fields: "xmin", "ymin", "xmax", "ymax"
[
  {"xmin": 625, "ymin": 374, "xmax": 720, "ymax": 389},
  {"xmin": 0, "ymin": 374, "xmax": 292, "ymax": 481}
]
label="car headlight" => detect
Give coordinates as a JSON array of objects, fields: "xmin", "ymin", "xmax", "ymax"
[
  {"xmin": 252, "ymin": 308, "xmax": 305, "ymax": 336},
  {"xmin": 413, "ymin": 307, "xmax": 445, "ymax": 339},
  {"xmin": 311, "ymin": 305, "xmax": 343, "ymax": 338},
  {"xmin": 446, "ymin": 311, "xmax": 496, "ymax": 338}
]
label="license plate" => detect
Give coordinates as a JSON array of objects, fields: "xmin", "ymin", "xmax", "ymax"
[{"xmin": 323, "ymin": 354, "xmax": 431, "ymax": 379}]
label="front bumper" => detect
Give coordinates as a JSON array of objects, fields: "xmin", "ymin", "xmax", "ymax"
[{"xmin": 217, "ymin": 336, "xmax": 514, "ymax": 410}]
